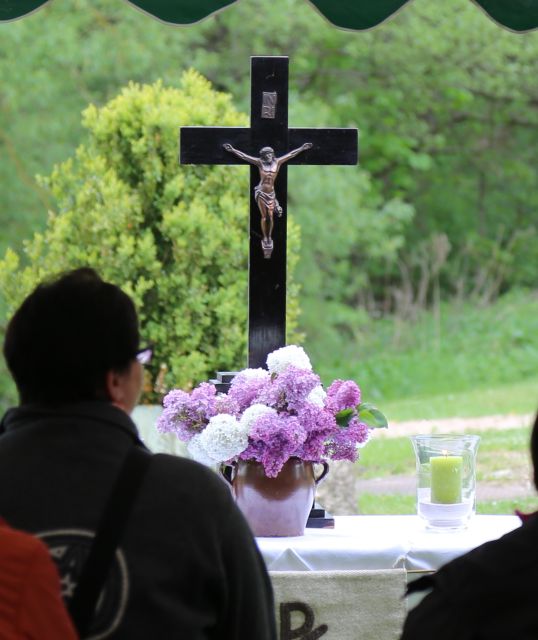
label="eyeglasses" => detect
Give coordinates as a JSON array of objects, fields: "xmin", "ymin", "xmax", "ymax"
[{"xmin": 135, "ymin": 346, "xmax": 153, "ymax": 365}]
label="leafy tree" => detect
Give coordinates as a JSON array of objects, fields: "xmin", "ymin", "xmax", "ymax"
[
  {"xmin": 0, "ymin": 72, "xmax": 301, "ymax": 403},
  {"xmin": 179, "ymin": 0, "xmax": 538, "ymax": 301}
]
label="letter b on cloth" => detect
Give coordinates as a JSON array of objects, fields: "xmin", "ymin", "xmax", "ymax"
[
  {"xmin": 270, "ymin": 569, "xmax": 407, "ymax": 640},
  {"xmin": 280, "ymin": 602, "xmax": 328, "ymax": 640}
]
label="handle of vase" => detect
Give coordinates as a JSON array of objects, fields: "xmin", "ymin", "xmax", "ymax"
[
  {"xmin": 219, "ymin": 463, "xmax": 236, "ymax": 486},
  {"xmin": 313, "ymin": 461, "xmax": 329, "ymax": 485}
]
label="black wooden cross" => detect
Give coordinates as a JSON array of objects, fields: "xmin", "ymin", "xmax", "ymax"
[{"xmin": 180, "ymin": 56, "xmax": 357, "ymax": 370}]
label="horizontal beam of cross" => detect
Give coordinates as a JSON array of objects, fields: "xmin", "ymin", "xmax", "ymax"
[{"xmin": 180, "ymin": 127, "xmax": 358, "ymax": 166}]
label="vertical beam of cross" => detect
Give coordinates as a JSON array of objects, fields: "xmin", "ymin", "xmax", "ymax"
[
  {"xmin": 247, "ymin": 57, "xmax": 289, "ymax": 368},
  {"xmin": 180, "ymin": 56, "xmax": 357, "ymax": 369}
]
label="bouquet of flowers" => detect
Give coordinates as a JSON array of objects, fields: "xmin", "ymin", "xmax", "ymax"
[{"xmin": 157, "ymin": 345, "xmax": 387, "ymax": 477}]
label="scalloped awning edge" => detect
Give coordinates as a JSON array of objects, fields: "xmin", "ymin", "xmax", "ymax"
[{"xmin": 0, "ymin": 0, "xmax": 537, "ymax": 32}]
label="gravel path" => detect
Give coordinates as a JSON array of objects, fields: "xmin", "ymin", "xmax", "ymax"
[{"xmin": 379, "ymin": 412, "xmax": 534, "ymax": 438}]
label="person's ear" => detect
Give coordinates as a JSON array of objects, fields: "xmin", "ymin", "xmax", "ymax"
[
  {"xmin": 105, "ymin": 362, "xmax": 143, "ymax": 414},
  {"xmin": 105, "ymin": 369, "xmax": 128, "ymax": 409}
]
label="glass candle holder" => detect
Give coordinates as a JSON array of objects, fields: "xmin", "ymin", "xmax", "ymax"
[{"xmin": 410, "ymin": 434, "xmax": 480, "ymax": 529}]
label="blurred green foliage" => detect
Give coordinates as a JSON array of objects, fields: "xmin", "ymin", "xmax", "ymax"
[
  {"xmin": 1, "ymin": 0, "xmax": 538, "ymax": 411},
  {"xmin": 323, "ymin": 289, "xmax": 538, "ymax": 403}
]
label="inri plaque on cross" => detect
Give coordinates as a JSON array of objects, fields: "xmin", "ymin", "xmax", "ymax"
[{"xmin": 180, "ymin": 56, "xmax": 357, "ymax": 370}]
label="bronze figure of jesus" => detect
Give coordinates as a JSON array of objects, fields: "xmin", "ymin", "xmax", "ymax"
[{"xmin": 223, "ymin": 142, "xmax": 312, "ymax": 258}]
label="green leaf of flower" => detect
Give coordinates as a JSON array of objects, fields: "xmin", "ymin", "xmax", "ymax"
[
  {"xmin": 357, "ymin": 403, "xmax": 388, "ymax": 428},
  {"xmin": 335, "ymin": 408, "xmax": 354, "ymax": 428}
]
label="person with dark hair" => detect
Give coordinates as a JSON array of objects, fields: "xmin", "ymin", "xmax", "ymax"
[
  {"xmin": 401, "ymin": 410, "xmax": 538, "ymax": 640},
  {"xmin": 0, "ymin": 268, "xmax": 276, "ymax": 639},
  {"xmin": 3, "ymin": 267, "xmax": 142, "ymax": 406}
]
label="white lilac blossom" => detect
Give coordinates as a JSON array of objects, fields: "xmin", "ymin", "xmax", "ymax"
[
  {"xmin": 307, "ymin": 385, "xmax": 327, "ymax": 408},
  {"xmin": 198, "ymin": 414, "xmax": 248, "ymax": 463},
  {"xmin": 266, "ymin": 345, "xmax": 312, "ymax": 375},
  {"xmin": 239, "ymin": 403, "xmax": 277, "ymax": 434},
  {"xmin": 187, "ymin": 434, "xmax": 218, "ymax": 467}
]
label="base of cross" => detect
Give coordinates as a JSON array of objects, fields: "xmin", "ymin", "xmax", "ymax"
[
  {"xmin": 307, "ymin": 503, "xmax": 335, "ymax": 529},
  {"xmin": 209, "ymin": 371, "xmax": 238, "ymax": 393}
]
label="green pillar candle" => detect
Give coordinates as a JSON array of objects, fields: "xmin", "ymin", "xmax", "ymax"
[{"xmin": 430, "ymin": 455, "xmax": 463, "ymax": 504}]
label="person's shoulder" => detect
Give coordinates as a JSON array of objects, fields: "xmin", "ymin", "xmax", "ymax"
[
  {"xmin": 150, "ymin": 452, "xmax": 219, "ymax": 480},
  {"xmin": 142, "ymin": 454, "xmax": 249, "ymax": 535},
  {"xmin": 147, "ymin": 454, "xmax": 233, "ymax": 503},
  {"xmin": 435, "ymin": 516, "xmax": 538, "ymax": 594},
  {"xmin": 466, "ymin": 515, "xmax": 537, "ymax": 569}
]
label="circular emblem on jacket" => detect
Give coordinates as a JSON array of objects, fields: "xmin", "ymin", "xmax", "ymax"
[{"xmin": 37, "ymin": 529, "xmax": 129, "ymax": 639}]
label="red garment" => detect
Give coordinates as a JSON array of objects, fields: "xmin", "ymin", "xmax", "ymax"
[{"xmin": 0, "ymin": 521, "xmax": 77, "ymax": 639}]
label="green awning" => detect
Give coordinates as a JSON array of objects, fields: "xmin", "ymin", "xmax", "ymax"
[{"xmin": 1, "ymin": 0, "xmax": 538, "ymax": 32}]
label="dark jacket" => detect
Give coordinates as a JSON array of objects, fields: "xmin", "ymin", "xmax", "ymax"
[
  {"xmin": 401, "ymin": 514, "xmax": 538, "ymax": 640},
  {"xmin": 0, "ymin": 402, "xmax": 276, "ymax": 639}
]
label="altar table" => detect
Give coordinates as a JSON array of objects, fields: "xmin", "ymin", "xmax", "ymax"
[
  {"xmin": 258, "ymin": 515, "xmax": 520, "ymax": 640},
  {"xmin": 257, "ymin": 514, "xmax": 520, "ymax": 572}
]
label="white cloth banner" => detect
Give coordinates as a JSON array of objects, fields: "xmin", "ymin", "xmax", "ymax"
[{"xmin": 270, "ymin": 569, "xmax": 407, "ymax": 640}]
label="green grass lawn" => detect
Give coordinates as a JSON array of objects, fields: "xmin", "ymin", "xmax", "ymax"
[
  {"xmin": 382, "ymin": 377, "xmax": 538, "ymax": 422},
  {"xmin": 358, "ymin": 436, "xmax": 415, "ymax": 479},
  {"xmin": 357, "ymin": 493, "xmax": 538, "ymax": 515}
]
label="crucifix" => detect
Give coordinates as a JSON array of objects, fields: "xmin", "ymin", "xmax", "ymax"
[{"xmin": 180, "ymin": 56, "xmax": 357, "ymax": 371}]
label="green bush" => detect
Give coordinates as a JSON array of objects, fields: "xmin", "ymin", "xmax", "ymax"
[{"xmin": 0, "ymin": 72, "xmax": 301, "ymax": 403}]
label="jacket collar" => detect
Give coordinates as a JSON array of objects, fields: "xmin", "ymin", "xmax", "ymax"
[{"xmin": 0, "ymin": 401, "xmax": 144, "ymax": 445}]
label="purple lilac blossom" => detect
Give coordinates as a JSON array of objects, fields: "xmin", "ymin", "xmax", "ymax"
[
  {"xmin": 294, "ymin": 404, "xmax": 338, "ymax": 461},
  {"xmin": 214, "ymin": 393, "xmax": 240, "ymax": 417},
  {"xmin": 157, "ymin": 383, "xmax": 216, "ymax": 440},
  {"xmin": 325, "ymin": 418, "xmax": 370, "ymax": 462},
  {"xmin": 228, "ymin": 368, "xmax": 270, "ymax": 411},
  {"xmin": 326, "ymin": 379, "xmax": 361, "ymax": 412},
  {"xmin": 240, "ymin": 413, "xmax": 307, "ymax": 477},
  {"xmin": 257, "ymin": 365, "xmax": 320, "ymax": 412}
]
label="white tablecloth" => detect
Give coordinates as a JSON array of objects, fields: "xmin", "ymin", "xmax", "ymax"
[{"xmin": 257, "ymin": 514, "xmax": 520, "ymax": 572}]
